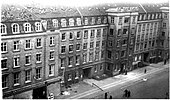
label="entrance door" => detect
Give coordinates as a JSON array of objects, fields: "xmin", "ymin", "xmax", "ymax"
[
  {"xmin": 144, "ymin": 52, "xmax": 149, "ymax": 62},
  {"xmin": 33, "ymin": 86, "xmax": 47, "ymax": 99},
  {"xmin": 83, "ymin": 68, "xmax": 91, "ymax": 79}
]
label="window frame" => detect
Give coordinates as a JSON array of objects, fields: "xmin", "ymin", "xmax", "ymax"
[{"xmin": 23, "ymin": 23, "xmax": 31, "ymax": 33}]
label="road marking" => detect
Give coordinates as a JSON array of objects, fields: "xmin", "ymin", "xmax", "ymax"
[{"xmin": 68, "ymin": 67, "xmax": 168, "ymax": 99}]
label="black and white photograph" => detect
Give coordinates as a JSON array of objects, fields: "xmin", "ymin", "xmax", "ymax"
[{"xmin": 0, "ymin": 0, "xmax": 169, "ymax": 99}]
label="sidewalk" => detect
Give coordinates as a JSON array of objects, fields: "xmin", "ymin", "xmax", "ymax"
[{"xmin": 56, "ymin": 62, "xmax": 169, "ymax": 99}]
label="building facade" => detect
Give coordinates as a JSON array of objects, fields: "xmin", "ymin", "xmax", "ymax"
[{"xmin": 1, "ymin": 3, "xmax": 169, "ymax": 99}]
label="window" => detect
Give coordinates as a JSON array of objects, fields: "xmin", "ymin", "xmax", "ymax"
[
  {"xmin": 76, "ymin": 18, "xmax": 81, "ymax": 26},
  {"xmin": 2, "ymin": 75, "xmax": 8, "ymax": 88},
  {"xmin": 1, "ymin": 58, "xmax": 7, "ymax": 69},
  {"xmin": 49, "ymin": 64, "xmax": 54, "ymax": 76},
  {"xmin": 140, "ymin": 43, "xmax": 143, "ymax": 50},
  {"xmin": 159, "ymin": 13, "xmax": 162, "ymax": 18},
  {"xmin": 14, "ymin": 72, "xmax": 20, "ymax": 86},
  {"xmin": 52, "ymin": 19, "xmax": 58, "ymax": 28},
  {"xmin": 155, "ymin": 13, "xmax": 158, "ymax": 19},
  {"xmin": 121, "ymin": 51, "xmax": 126, "ymax": 57},
  {"xmin": 96, "ymin": 29, "xmax": 101, "ymax": 37},
  {"xmin": 139, "ymin": 15, "xmax": 142, "ymax": 20},
  {"xmin": 36, "ymin": 68, "xmax": 41, "ymax": 79},
  {"xmin": 1, "ymin": 42, "xmax": 7, "ymax": 53},
  {"xmin": 49, "ymin": 51, "xmax": 54, "ymax": 60},
  {"xmin": 96, "ymin": 41, "xmax": 100, "ymax": 48},
  {"xmin": 124, "ymin": 17, "xmax": 129, "ymax": 23},
  {"xmin": 68, "ymin": 56, "xmax": 73, "ymax": 67},
  {"xmin": 129, "ymin": 48, "xmax": 133, "ymax": 56},
  {"xmin": 60, "ymin": 58, "xmax": 65, "ymax": 68},
  {"xmin": 13, "ymin": 56, "xmax": 19, "ymax": 67},
  {"xmin": 152, "ymin": 14, "xmax": 155, "ymax": 19},
  {"xmin": 75, "ymin": 71, "xmax": 79, "ymax": 79},
  {"xmin": 76, "ymin": 43, "xmax": 80, "ymax": 51},
  {"xmin": 110, "ymin": 29, "xmax": 114, "ymax": 35},
  {"xmin": 100, "ymin": 64, "xmax": 103, "ymax": 71},
  {"xmin": 61, "ymin": 33, "xmax": 66, "ymax": 40},
  {"xmin": 117, "ymin": 29, "xmax": 121, "ymax": 36},
  {"xmin": 13, "ymin": 41, "xmax": 19, "ymax": 51},
  {"xmin": 164, "ymin": 13, "xmax": 168, "ymax": 19},
  {"xmin": 83, "ymin": 43, "xmax": 87, "ymax": 50},
  {"xmin": 118, "ymin": 17, "xmax": 122, "ymax": 24},
  {"xmin": 136, "ymin": 43, "xmax": 139, "ymax": 51},
  {"xmin": 69, "ymin": 32, "xmax": 74, "ymax": 40},
  {"xmin": 90, "ymin": 42, "xmax": 94, "ymax": 48},
  {"xmin": 24, "ymin": 23, "xmax": 31, "ymax": 33},
  {"xmin": 122, "ymin": 39, "xmax": 127, "ymax": 46},
  {"xmin": 143, "ymin": 14, "xmax": 146, "ymax": 20},
  {"xmin": 108, "ymin": 50, "xmax": 111, "ymax": 59},
  {"xmin": 91, "ymin": 17, "xmax": 95, "ymax": 25},
  {"xmin": 69, "ymin": 45, "xmax": 74, "ymax": 52},
  {"xmin": 61, "ymin": 46, "xmax": 66, "ymax": 53},
  {"xmin": 132, "ymin": 16, "xmax": 136, "ymax": 23},
  {"xmin": 138, "ymin": 25, "xmax": 141, "ymax": 32},
  {"xmin": 90, "ymin": 30, "xmax": 95, "ymax": 38},
  {"xmin": 77, "ymin": 31, "xmax": 81, "ymax": 39},
  {"xmin": 35, "ymin": 22, "xmax": 42, "ymax": 31},
  {"xmin": 68, "ymin": 74, "xmax": 72, "ymax": 81},
  {"xmin": 103, "ymin": 28, "xmax": 107, "ymax": 37},
  {"xmin": 162, "ymin": 32, "xmax": 165, "ymax": 36},
  {"xmin": 94, "ymin": 65, "xmax": 97, "ymax": 72},
  {"xmin": 0, "ymin": 24, "xmax": 6, "ymax": 34},
  {"xmin": 36, "ymin": 38, "xmax": 41, "ymax": 47},
  {"xmin": 131, "ymin": 28, "xmax": 135, "ymax": 35},
  {"xmin": 163, "ymin": 23, "xmax": 166, "ymax": 28},
  {"xmin": 83, "ymin": 53, "xmax": 87, "ymax": 63},
  {"xmin": 25, "ymin": 55, "xmax": 31, "ymax": 65},
  {"xmin": 147, "ymin": 14, "xmax": 150, "ymax": 20},
  {"xmin": 117, "ymin": 40, "xmax": 120, "ymax": 47},
  {"xmin": 130, "ymin": 39, "xmax": 133, "ymax": 45},
  {"xmin": 25, "ymin": 70, "xmax": 31, "ymax": 82},
  {"xmin": 101, "ymin": 51, "xmax": 104, "ymax": 58},
  {"xmin": 36, "ymin": 53, "xmax": 41, "ymax": 63},
  {"xmin": 123, "ymin": 29, "xmax": 128, "ymax": 34},
  {"xmin": 111, "ymin": 17, "xmax": 114, "ymax": 23},
  {"xmin": 25, "ymin": 40, "xmax": 31, "ymax": 49},
  {"xmin": 50, "ymin": 36, "xmax": 55, "ymax": 45},
  {"xmin": 142, "ymin": 24, "xmax": 145, "ymax": 31},
  {"xmin": 89, "ymin": 52, "xmax": 93, "ymax": 62},
  {"xmin": 108, "ymin": 40, "xmax": 113, "ymax": 47},
  {"xmin": 12, "ymin": 23, "xmax": 19, "ymax": 34},
  {"xmin": 84, "ymin": 30, "xmax": 88, "ymax": 39},
  {"xmin": 69, "ymin": 18, "xmax": 74, "ymax": 26},
  {"xmin": 106, "ymin": 64, "xmax": 111, "ymax": 71},
  {"xmin": 84, "ymin": 17, "xmax": 88, "ymax": 25},
  {"xmin": 116, "ymin": 52, "xmax": 119, "ymax": 59},
  {"xmin": 97, "ymin": 17, "xmax": 101, "ymax": 24},
  {"xmin": 102, "ymin": 41, "xmax": 105, "ymax": 47},
  {"xmin": 61, "ymin": 18, "xmax": 67, "ymax": 27},
  {"xmin": 103, "ymin": 17, "xmax": 107, "ymax": 24},
  {"xmin": 75, "ymin": 55, "xmax": 80, "ymax": 65},
  {"xmin": 95, "ymin": 52, "xmax": 99, "ymax": 61}
]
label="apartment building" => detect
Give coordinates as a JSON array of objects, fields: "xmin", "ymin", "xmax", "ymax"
[{"xmin": 1, "ymin": 2, "xmax": 169, "ymax": 99}]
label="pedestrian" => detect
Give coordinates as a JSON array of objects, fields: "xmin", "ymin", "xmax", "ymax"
[
  {"xmin": 124, "ymin": 89, "xmax": 128, "ymax": 97},
  {"xmin": 109, "ymin": 95, "xmax": 113, "ymax": 99},
  {"xmin": 165, "ymin": 92, "xmax": 169, "ymax": 99},
  {"xmin": 144, "ymin": 69, "xmax": 147, "ymax": 74},
  {"xmin": 127, "ymin": 90, "xmax": 131, "ymax": 97},
  {"xmin": 164, "ymin": 59, "xmax": 166, "ymax": 65},
  {"xmin": 105, "ymin": 92, "xmax": 108, "ymax": 99}
]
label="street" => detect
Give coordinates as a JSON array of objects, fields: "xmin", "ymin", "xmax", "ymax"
[{"xmin": 85, "ymin": 67, "xmax": 169, "ymax": 99}]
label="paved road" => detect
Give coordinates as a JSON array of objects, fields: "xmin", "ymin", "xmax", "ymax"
[
  {"xmin": 68, "ymin": 66, "xmax": 169, "ymax": 99},
  {"xmin": 88, "ymin": 67, "xmax": 169, "ymax": 99}
]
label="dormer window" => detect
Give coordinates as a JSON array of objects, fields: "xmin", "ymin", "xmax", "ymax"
[
  {"xmin": 52, "ymin": 19, "xmax": 58, "ymax": 28},
  {"xmin": 61, "ymin": 18, "xmax": 67, "ymax": 27},
  {"xmin": 76, "ymin": 18, "xmax": 81, "ymax": 26},
  {"xmin": 0, "ymin": 24, "xmax": 7, "ymax": 34},
  {"xmin": 69, "ymin": 18, "xmax": 74, "ymax": 26},
  {"xmin": 35, "ymin": 22, "xmax": 42, "ymax": 32},
  {"xmin": 103, "ymin": 17, "xmax": 107, "ymax": 24},
  {"xmin": 97, "ymin": 17, "xmax": 101, "ymax": 24},
  {"xmin": 24, "ymin": 23, "xmax": 31, "ymax": 33},
  {"xmin": 152, "ymin": 14, "xmax": 154, "ymax": 19},
  {"xmin": 84, "ymin": 17, "xmax": 88, "ymax": 25},
  {"xmin": 91, "ymin": 17, "xmax": 95, "ymax": 25},
  {"xmin": 12, "ymin": 23, "xmax": 19, "ymax": 34}
]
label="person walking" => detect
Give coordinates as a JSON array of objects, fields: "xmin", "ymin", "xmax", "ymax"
[
  {"xmin": 127, "ymin": 90, "xmax": 131, "ymax": 98},
  {"xmin": 105, "ymin": 92, "xmax": 108, "ymax": 99},
  {"xmin": 109, "ymin": 95, "xmax": 113, "ymax": 99},
  {"xmin": 144, "ymin": 69, "xmax": 147, "ymax": 74},
  {"xmin": 124, "ymin": 89, "xmax": 128, "ymax": 97}
]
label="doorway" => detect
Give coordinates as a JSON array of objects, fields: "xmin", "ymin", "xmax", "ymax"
[
  {"xmin": 32, "ymin": 86, "xmax": 47, "ymax": 99},
  {"xmin": 83, "ymin": 68, "xmax": 91, "ymax": 79},
  {"xmin": 143, "ymin": 52, "xmax": 149, "ymax": 63}
]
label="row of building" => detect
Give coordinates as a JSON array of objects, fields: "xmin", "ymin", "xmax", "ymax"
[{"xmin": 1, "ymin": 2, "xmax": 169, "ymax": 99}]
